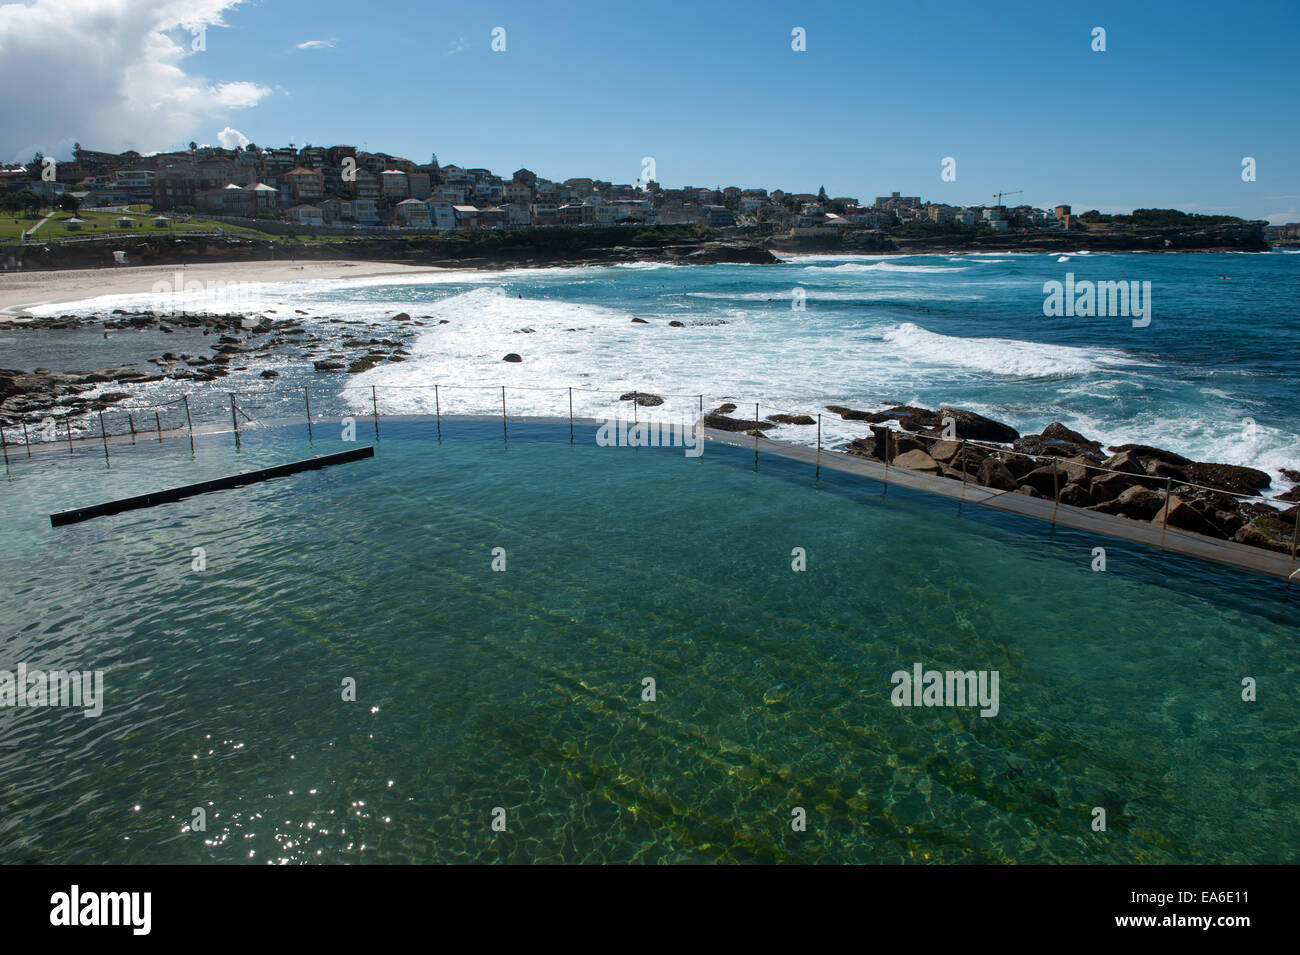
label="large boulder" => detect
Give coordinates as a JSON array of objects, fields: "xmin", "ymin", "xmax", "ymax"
[
  {"xmin": 868, "ymin": 425, "xmax": 891, "ymax": 461},
  {"xmin": 863, "ymin": 405, "xmax": 936, "ymax": 427},
  {"xmin": 1013, "ymin": 435, "xmax": 1103, "ymax": 463},
  {"xmin": 1021, "ymin": 464, "xmax": 1070, "ymax": 497},
  {"xmin": 1108, "ymin": 443, "xmax": 1193, "ymax": 467},
  {"xmin": 1090, "ymin": 469, "xmax": 1141, "ymax": 502},
  {"xmin": 826, "ymin": 405, "xmax": 872, "ymax": 420},
  {"xmin": 1185, "ymin": 462, "xmax": 1272, "ymax": 496},
  {"xmin": 1090, "ymin": 485, "xmax": 1167, "ymax": 520},
  {"xmin": 704, "ymin": 412, "xmax": 774, "ymax": 433},
  {"xmin": 1058, "ymin": 483, "xmax": 1095, "ymax": 508},
  {"xmin": 1151, "ymin": 496, "xmax": 1222, "ymax": 537},
  {"xmin": 1004, "ymin": 454, "xmax": 1039, "ymax": 480},
  {"xmin": 1233, "ymin": 513, "xmax": 1294, "ymax": 554},
  {"xmin": 1102, "ymin": 449, "xmax": 1147, "ymax": 476},
  {"xmin": 888, "ymin": 433, "xmax": 926, "ymax": 459},
  {"xmin": 1038, "ymin": 421, "xmax": 1102, "ymax": 452},
  {"xmin": 893, "ymin": 449, "xmax": 942, "ymax": 474},
  {"xmin": 845, "ymin": 436, "xmax": 876, "ymax": 457},
  {"xmin": 977, "ymin": 458, "xmax": 1019, "ymax": 491},
  {"xmin": 935, "ymin": 408, "xmax": 1020, "ymax": 443},
  {"xmin": 620, "ymin": 392, "xmax": 664, "ymax": 407},
  {"xmin": 928, "ymin": 439, "xmax": 963, "ymax": 464},
  {"xmin": 1058, "ymin": 458, "xmax": 1094, "ymax": 485}
]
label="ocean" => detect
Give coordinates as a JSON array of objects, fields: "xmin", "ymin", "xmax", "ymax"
[
  {"xmin": 12, "ymin": 249, "xmax": 1300, "ymax": 489},
  {"xmin": 1, "ymin": 420, "xmax": 1296, "ymax": 863}
]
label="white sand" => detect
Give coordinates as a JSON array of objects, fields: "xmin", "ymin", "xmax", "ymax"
[{"xmin": 0, "ymin": 260, "xmax": 443, "ymax": 317}]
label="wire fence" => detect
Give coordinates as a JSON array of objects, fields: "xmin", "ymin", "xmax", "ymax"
[{"xmin": 4, "ymin": 381, "xmax": 1298, "ymax": 580}]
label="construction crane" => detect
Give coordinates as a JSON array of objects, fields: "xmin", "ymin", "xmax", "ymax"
[{"xmin": 992, "ymin": 190, "xmax": 1023, "ymax": 207}]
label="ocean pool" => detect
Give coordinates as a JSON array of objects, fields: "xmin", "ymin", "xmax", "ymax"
[{"xmin": 0, "ymin": 420, "xmax": 1296, "ymax": 863}]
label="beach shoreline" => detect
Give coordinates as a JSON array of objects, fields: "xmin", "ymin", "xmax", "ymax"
[{"xmin": 0, "ymin": 260, "xmax": 446, "ymax": 317}]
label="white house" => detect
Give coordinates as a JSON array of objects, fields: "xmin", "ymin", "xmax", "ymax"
[
  {"xmin": 288, "ymin": 204, "xmax": 325, "ymax": 227},
  {"xmin": 395, "ymin": 198, "xmax": 432, "ymax": 228},
  {"xmin": 425, "ymin": 199, "xmax": 456, "ymax": 231}
]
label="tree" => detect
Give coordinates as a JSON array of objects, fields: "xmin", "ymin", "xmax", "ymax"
[
  {"xmin": 818, "ymin": 185, "xmax": 828, "ymax": 204},
  {"xmin": 25, "ymin": 152, "xmax": 44, "ymax": 180},
  {"xmin": 57, "ymin": 194, "xmax": 81, "ymax": 214},
  {"xmin": 15, "ymin": 189, "xmax": 43, "ymax": 213},
  {"xmin": 189, "ymin": 141, "xmax": 198, "ymax": 152}
]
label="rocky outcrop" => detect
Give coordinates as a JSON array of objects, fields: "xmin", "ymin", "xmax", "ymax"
[
  {"xmin": 620, "ymin": 392, "xmax": 664, "ymax": 407},
  {"xmin": 1234, "ymin": 513, "xmax": 1295, "ymax": 553},
  {"xmin": 704, "ymin": 412, "xmax": 774, "ymax": 433}
]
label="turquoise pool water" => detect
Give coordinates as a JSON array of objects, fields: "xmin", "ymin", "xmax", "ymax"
[{"xmin": 1, "ymin": 421, "xmax": 1296, "ymax": 863}]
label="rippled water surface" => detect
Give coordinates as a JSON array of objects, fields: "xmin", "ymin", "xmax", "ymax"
[{"xmin": 1, "ymin": 421, "xmax": 1296, "ymax": 863}]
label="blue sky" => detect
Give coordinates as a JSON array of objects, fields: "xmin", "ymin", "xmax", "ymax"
[{"xmin": 3, "ymin": 0, "xmax": 1298, "ymax": 220}]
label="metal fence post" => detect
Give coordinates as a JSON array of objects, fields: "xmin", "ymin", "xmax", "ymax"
[
  {"xmin": 1051, "ymin": 456, "xmax": 1060, "ymax": 529},
  {"xmin": 0, "ymin": 424, "xmax": 8, "ymax": 469},
  {"xmin": 230, "ymin": 394, "xmax": 240, "ymax": 450},
  {"xmin": 98, "ymin": 410, "xmax": 109, "ymax": 465},
  {"xmin": 568, "ymin": 387, "xmax": 573, "ymax": 444},
  {"xmin": 501, "ymin": 386, "xmax": 508, "ymax": 444},
  {"xmin": 21, "ymin": 420, "xmax": 30, "ymax": 457},
  {"xmin": 753, "ymin": 402, "xmax": 759, "ymax": 469},
  {"xmin": 1160, "ymin": 476, "xmax": 1172, "ymax": 549},
  {"xmin": 128, "ymin": 413, "xmax": 136, "ymax": 443},
  {"xmin": 304, "ymin": 387, "xmax": 313, "ymax": 441},
  {"xmin": 155, "ymin": 411, "xmax": 162, "ymax": 442},
  {"xmin": 183, "ymin": 395, "xmax": 194, "ymax": 454},
  {"xmin": 882, "ymin": 430, "xmax": 890, "ymax": 493},
  {"xmin": 815, "ymin": 413, "xmax": 821, "ymax": 482},
  {"xmin": 698, "ymin": 394, "xmax": 704, "ymax": 463},
  {"xmin": 65, "ymin": 417, "xmax": 73, "ymax": 454},
  {"xmin": 371, "ymin": 385, "xmax": 380, "ymax": 441},
  {"xmin": 434, "ymin": 384, "xmax": 441, "ymax": 443}
]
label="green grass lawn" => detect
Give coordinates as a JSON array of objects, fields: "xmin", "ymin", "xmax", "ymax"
[
  {"xmin": 0, "ymin": 215, "xmax": 45, "ymax": 241},
  {"xmin": 1, "ymin": 209, "xmax": 274, "ymax": 241}
]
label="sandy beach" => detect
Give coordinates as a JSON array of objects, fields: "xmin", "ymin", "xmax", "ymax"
[{"xmin": 0, "ymin": 260, "xmax": 442, "ymax": 317}]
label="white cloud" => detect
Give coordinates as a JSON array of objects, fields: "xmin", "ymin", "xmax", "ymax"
[
  {"xmin": 0, "ymin": 0, "xmax": 272, "ymax": 161},
  {"xmin": 296, "ymin": 38, "xmax": 333, "ymax": 49},
  {"xmin": 446, "ymin": 36, "xmax": 466, "ymax": 56},
  {"xmin": 217, "ymin": 125, "xmax": 249, "ymax": 149},
  {"xmin": 212, "ymin": 81, "xmax": 269, "ymax": 107}
]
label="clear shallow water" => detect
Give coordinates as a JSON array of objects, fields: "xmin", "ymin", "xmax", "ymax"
[
  {"xmin": 1, "ymin": 422, "xmax": 1296, "ymax": 863},
  {"xmin": 16, "ymin": 251, "xmax": 1300, "ymax": 492}
]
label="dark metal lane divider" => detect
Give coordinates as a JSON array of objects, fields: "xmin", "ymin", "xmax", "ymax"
[{"xmin": 49, "ymin": 446, "xmax": 375, "ymax": 527}]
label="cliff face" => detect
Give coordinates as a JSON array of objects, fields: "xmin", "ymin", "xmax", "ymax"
[{"xmin": 768, "ymin": 222, "xmax": 1269, "ymax": 255}]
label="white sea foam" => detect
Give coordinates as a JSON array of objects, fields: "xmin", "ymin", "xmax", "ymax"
[
  {"xmin": 685, "ymin": 289, "xmax": 983, "ymax": 302},
  {"xmin": 803, "ymin": 261, "xmax": 968, "ymax": 274},
  {"xmin": 880, "ymin": 322, "xmax": 1143, "ymax": 378}
]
